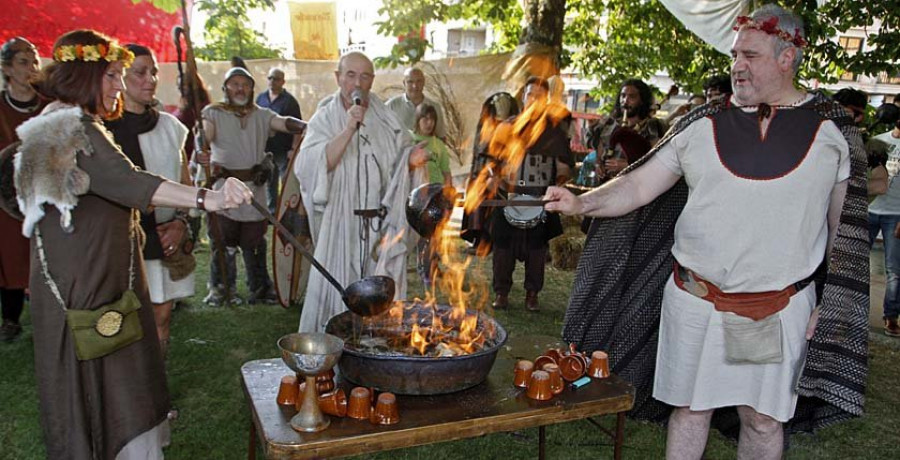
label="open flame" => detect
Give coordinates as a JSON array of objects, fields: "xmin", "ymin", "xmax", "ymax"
[{"xmin": 366, "ymin": 73, "xmax": 567, "ymax": 358}]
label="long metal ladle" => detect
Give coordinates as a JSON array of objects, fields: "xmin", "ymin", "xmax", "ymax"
[{"xmin": 249, "ymin": 199, "xmax": 395, "ymax": 317}]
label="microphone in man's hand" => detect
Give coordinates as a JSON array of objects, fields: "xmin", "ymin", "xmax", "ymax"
[{"xmin": 351, "ymin": 89, "xmax": 364, "ymax": 129}]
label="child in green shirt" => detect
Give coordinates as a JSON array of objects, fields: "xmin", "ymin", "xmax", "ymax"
[{"xmin": 410, "ymin": 104, "xmax": 452, "ymax": 288}]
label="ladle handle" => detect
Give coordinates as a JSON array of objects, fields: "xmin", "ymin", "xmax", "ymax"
[{"xmin": 249, "ymin": 199, "xmax": 347, "ymax": 296}]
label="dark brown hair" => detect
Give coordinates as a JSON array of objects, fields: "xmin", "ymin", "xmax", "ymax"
[
  {"xmin": 1, "ymin": 37, "xmax": 38, "ymax": 84},
  {"xmin": 413, "ymin": 103, "xmax": 438, "ymax": 136},
  {"xmin": 42, "ymin": 29, "xmax": 124, "ymax": 120}
]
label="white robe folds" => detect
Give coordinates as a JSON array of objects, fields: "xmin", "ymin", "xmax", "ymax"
[{"xmin": 295, "ymin": 91, "xmax": 414, "ymax": 332}]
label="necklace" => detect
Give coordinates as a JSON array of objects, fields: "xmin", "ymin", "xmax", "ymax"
[{"xmin": 4, "ymin": 90, "xmax": 40, "ymax": 114}]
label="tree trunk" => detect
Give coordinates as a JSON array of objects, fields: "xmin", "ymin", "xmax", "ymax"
[
  {"xmin": 503, "ymin": 0, "xmax": 568, "ymax": 92},
  {"xmin": 520, "ymin": 0, "xmax": 566, "ymax": 51}
]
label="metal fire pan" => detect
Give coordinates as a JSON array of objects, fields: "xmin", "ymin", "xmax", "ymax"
[{"xmin": 324, "ymin": 305, "xmax": 508, "ymax": 395}]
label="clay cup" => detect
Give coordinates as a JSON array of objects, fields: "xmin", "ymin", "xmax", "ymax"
[
  {"xmin": 318, "ymin": 388, "xmax": 348, "ymax": 417},
  {"xmin": 370, "ymin": 392, "xmax": 400, "ymax": 425},
  {"xmin": 588, "ymin": 350, "xmax": 610, "ymax": 379},
  {"xmin": 276, "ymin": 374, "xmax": 299, "ymax": 406},
  {"xmin": 526, "ymin": 370, "xmax": 553, "ymax": 401},
  {"xmin": 514, "ymin": 360, "xmax": 535, "ymax": 388},
  {"xmin": 348, "ymin": 387, "xmax": 373, "ymax": 420}
]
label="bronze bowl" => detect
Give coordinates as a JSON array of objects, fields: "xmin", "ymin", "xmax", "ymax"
[{"xmin": 325, "ymin": 302, "xmax": 508, "ymax": 395}]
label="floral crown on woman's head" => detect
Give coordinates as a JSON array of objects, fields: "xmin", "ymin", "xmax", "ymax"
[
  {"xmin": 733, "ymin": 16, "xmax": 808, "ymax": 48},
  {"xmin": 53, "ymin": 42, "xmax": 134, "ymax": 66}
]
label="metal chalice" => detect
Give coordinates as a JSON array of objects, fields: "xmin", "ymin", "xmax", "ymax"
[{"xmin": 278, "ymin": 332, "xmax": 344, "ymax": 432}]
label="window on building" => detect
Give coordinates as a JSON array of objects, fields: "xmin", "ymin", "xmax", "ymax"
[
  {"xmin": 447, "ymin": 29, "xmax": 486, "ymax": 56},
  {"xmin": 838, "ymin": 36, "xmax": 864, "ymax": 82}
]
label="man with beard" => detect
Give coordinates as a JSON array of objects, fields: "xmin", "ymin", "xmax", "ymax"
[
  {"xmin": 295, "ymin": 52, "xmax": 418, "ymax": 332},
  {"xmin": 546, "ymin": 4, "xmax": 868, "ymax": 458},
  {"xmin": 195, "ymin": 67, "xmax": 306, "ymax": 306},
  {"xmin": 615, "ymin": 78, "xmax": 668, "ymax": 146},
  {"xmin": 387, "ymin": 67, "xmax": 445, "ymax": 138}
]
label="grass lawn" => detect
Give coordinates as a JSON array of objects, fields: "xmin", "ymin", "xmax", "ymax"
[{"xmin": 1, "ymin": 237, "xmax": 898, "ymax": 459}]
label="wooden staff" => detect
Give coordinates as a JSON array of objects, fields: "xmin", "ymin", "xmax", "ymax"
[{"xmin": 176, "ymin": 0, "xmax": 233, "ymax": 306}]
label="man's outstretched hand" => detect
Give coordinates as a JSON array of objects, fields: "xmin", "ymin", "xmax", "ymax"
[{"xmin": 543, "ymin": 186, "xmax": 582, "ymax": 216}]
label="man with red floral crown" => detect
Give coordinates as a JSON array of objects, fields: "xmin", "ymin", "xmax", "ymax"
[
  {"xmin": 0, "ymin": 37, "xmax": 48, "ymax": 342},
  {"xmin": 546, "ymin": 4, "xmax": 869, "ymax": 458}
]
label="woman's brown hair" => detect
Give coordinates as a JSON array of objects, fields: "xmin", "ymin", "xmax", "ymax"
[
  {"xmin": 42, "ymin": 30, "xmax": 126, "ymax": 120},
  {"xmin": 413, "ymin": 103, "xmax": 438, "ymax": 136}
]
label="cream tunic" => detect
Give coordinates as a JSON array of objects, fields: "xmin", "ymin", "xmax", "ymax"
[{"xmin": 651, "ymin": 101, "xmax": 850, "ymax": 421}]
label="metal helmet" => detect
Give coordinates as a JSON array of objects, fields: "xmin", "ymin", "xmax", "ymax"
[{"xmin": 222, "ymin": 66, "xmax": 255, "ymax": 89}]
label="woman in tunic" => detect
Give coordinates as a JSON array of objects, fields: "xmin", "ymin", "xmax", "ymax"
[
  {"xmin": 14, "ymin": 30, "xmax": 251, "ymax": 459},
  {"xmin": 0, "ymin": 37, "xmax": 47, "ymax": 342},
  {"xmin": 106, "ymin": 44, "xmax": 193, "ymax": 359}
]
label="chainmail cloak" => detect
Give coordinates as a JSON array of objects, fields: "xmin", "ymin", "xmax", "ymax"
[{"xmin": 562, "ymin": 91, "xmax": 869, "ymax": 434}]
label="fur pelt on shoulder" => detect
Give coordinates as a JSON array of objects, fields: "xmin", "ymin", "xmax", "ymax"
[{"xmin": 14, "ymin": 104, "xmax": 92, "ymax": 237}]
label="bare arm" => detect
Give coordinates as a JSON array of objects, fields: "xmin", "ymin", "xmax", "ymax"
[
  {"xmin": 270, "ymin": 115, "xmax": 307, "ymax": 135},
  {"xmin": 325, "ymin": 104, "xmax": 366, "ymax": 171},
  {"xmin": 150, "ymin": 177, "xmax": 252, "ymax": 212},
  {"xmin": 544, "ymin": 156, "xmax": 681, "ymax": 217}
]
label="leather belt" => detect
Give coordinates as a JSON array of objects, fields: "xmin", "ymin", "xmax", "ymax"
[{"xmin": 672, "ymin": 260, "xmax": 813, "ymax": 320}]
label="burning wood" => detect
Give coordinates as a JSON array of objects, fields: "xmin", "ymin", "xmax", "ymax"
[{"xmin": 344, "ymin": 300, "xmax": 497, "ymax": 358}]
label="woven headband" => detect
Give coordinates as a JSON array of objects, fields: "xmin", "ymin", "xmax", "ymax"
[{"xmin": 733, "ymin": 16, "xmax": 808, "ymax": 48}]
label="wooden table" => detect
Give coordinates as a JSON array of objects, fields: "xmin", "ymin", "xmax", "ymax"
[{"xmin": 240, "ymin": 335, "xmax": 634, "ymax": 459}]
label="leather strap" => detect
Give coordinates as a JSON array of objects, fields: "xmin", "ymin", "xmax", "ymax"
[{"xmin": 673, "ymin": 260, "xmax": 812, "ymax": 320}]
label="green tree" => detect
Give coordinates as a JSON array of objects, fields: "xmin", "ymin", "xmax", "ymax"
[
  {"xmin": 193, "ymin": 0, "xmax": 283, "ymax": 61},
  {"xmin": 135, "ymin": 0, "xmax": 284, "ymax": 60},
  {"xmin": 375, "ymin": 0, "xmax": 900, "ymax": 101}
]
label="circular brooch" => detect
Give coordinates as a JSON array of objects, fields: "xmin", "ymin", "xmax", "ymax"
[{"xmin": 95, "ymin": 310, "xmax": 124, "ymax": 337}]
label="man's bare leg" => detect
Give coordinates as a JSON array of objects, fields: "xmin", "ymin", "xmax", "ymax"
[
  {"xmin": 666, "ymin": 407, "xmax": 713, "ymax": 459},
  {"xmin": 736, "ymin": 405, "xmax": 783, "ymax": 460}
]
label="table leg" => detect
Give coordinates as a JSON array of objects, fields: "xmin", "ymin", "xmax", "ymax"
[
  {"xmin": 539, "ymin": 425, "xmax": 546, "ymax": 460},
  {"xmin": 248, "ymin": 421, "xmax": 257, "ymax": 460},
  {"xmin": 614, "ymin": 411, "xmax": 625, "ymax": 460}
]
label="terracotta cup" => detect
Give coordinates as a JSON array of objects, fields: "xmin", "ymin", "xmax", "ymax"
[
  {"xmin": 525, "ymin": 370, "xmax": 553, "ymax": 401},
  {"xmin": 370, "ymin": 392, "xmax": 400, "ymax": 425},
  {"xmin": 513, "ymin": 360, "xmax": 534, "ymax": 388},
  {"xmin": 348, "ymin": 387, "xmax": 373, "ymax": 420},
  {"xmin": 558, "ymin": 354, "xmax": 587, "ymax": 381},
  {"xmin": 545, "ymin": 348, "xmax": 563, "ymax": 363},
  {"xmin": 276, "ymin": 374, "xmax": 299, "ymax": 406},
  {"xmin": 312, "ymin": 369, "xmax": 336, "ymax": 393},
  {"xmin": 588, "ymin": 350, "xmax": 610, "ymax": 379},
  {"xmin": 533, "ymin": 355, "xmax": 557, "ymax": 372},
  {"xmin": 543, "ymin": 363, "xmax": 565, "ymax": 395},
  {"xmin": 317, "ymin": 380, "xmax": 336, "ymax": 393},
  {"xmin": 318, "ymin": 388, "xmax": 348, "ymax": 417}
]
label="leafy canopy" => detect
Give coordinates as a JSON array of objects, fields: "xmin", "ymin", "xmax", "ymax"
[
  {"xmin": 135, "ymin": 0, "xmax": 283, "ymax": 60},
  {"xmin": 375, "ymin": 0, "xmax": 900, "ymax": 100}
]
